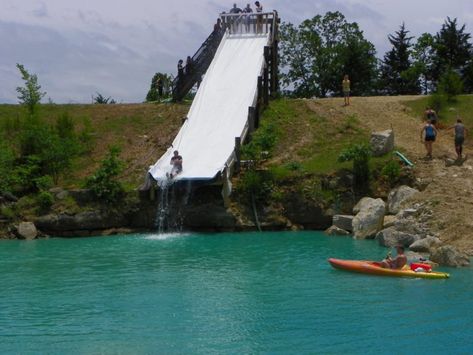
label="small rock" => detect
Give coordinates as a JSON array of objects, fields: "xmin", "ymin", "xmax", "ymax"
[
  {"xmin": 18, "ymin": 222, "xmax": 37, "ymax": 240},
  {"xmin": 325, "ymin": 225, "xmax": 350, "ymax": 236},
  {"xmin": 56, "ymin": 190, "xmax": 69, "ymax": 200},
  {"xmin": 383, "ymin": 215, "xmax": 397, "ymax": 228},
  {"xmin": 430, "ymin": 246, "xmax": 470, "ymax": 267},
  {"xmin": 332, "ymin": 215, "xmax": 354, "ymax": 232}
]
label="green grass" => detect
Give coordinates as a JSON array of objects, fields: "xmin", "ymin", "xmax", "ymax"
[
  {"xmin": 259, "ymin": 99, "xmax": 370, "ymax": 176},
  {"xmin": 403, "ymin": 95, "xmax": 473, "ymax": 127}
]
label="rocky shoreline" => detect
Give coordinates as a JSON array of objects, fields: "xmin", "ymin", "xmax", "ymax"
[
  {"xmin": 1, "ymin": 180, "xmax": 470, "ymax": 268},
  {"xmin": 326, "ymin": 185, "xmax": 470, "ymax": 267}
]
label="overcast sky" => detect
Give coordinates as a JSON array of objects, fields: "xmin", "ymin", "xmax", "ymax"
[{"xmin": 2, "ymin": 0, "xmax": 473, "ymax": 103}]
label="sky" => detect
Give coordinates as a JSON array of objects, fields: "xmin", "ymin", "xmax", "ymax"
[{"xmin": 1, "ymin": 0, "xmax": 473, "ymax": 104}]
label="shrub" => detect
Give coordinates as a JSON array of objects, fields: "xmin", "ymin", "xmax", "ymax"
[
  {"xmin": 0, "ymin": 206, "xmax": 16, "ymax": 220},
  {"xmin": 381, "ymin": 160, "xmax": 401, "ymax": 186},
  {"xmin": 33, "ymin": 175, "xmax": 54, "ymax": 191},
  {"xmin": 36, "ymin": 191, "xmax": 54, "ymax": 213},
  {"xmin": 0, "ymin": 144, "xmax": 16, "ymax": 193},
  {"xmin": 428, "ymin": 92, "xmax": 446, "ymax": 116},
  {"xmin": 338, "ymin": 143, "xmax": 371, "ymax": 187},
  {"xmin": 438, "ymin": 68, "xmax": 464, "ymax": 102},
  {"xmin": 239, "ymin": 170, "xmax": 273, "ymax": 201},
  {"xmin": 85, "ymin": 146, "xmax": 125, "ymax": 204}
]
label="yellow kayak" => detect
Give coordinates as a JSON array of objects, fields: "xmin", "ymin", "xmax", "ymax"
[{"xmin": 328, "ymin": 258, "xmax": 450, "ymax": 279}]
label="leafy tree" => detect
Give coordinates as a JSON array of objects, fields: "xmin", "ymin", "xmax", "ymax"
[
  {"xmin": 279, "ymin": 11, "xmax": 378, "ymax": 98},
  {"xmin": 15, "ymin": 63, "xmax": 46, "ymax": 115},
  {"xmin": 432, "ymin": 17, "xmax": 472, "ymax": 86},
  {"xmin": 146, "ymin": 73, "xmax": 173, "ymax": 101},
  {"xmin": 380, "ymin": 23, "xmax": 420, "ymax": 95},
  {"xmin": 412, "ymin": 33, "xmax": 435, "ymax": 94},
  {"xmin": 85, "ymin": 146, "xmax": 125, "ymax": 204},
  {"xmin": 338, "ymin": 143, "xmax": 371, "ymax": 187}
]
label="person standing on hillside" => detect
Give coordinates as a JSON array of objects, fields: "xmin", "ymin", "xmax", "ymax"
[
  {"xmin": 157, "ymin": 77, "xmax": 163, "ymax": 98},
  {"xmin": 342, "ymin": 74, "xmax": 351, "ymax": 106},
  {"xmin": 448, "ymin": 118, "xmax": 468, "ymax": 160},
  {"xmin": 420, "ymin": 119, "xmax": 438, "ymax": 159},
  {"xmin": 424, "ymin": 107, "xmax": 438, "ymax": 126}
]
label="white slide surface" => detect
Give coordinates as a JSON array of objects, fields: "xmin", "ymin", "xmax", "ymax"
[{"xmin": 149, "ymin": 33, "xmax": 269, "ymax": 181}]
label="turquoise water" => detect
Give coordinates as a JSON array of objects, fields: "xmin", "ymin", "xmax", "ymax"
[{"xmin": 1, "ymin": 231, "xmax": 472, "ymax": 354}]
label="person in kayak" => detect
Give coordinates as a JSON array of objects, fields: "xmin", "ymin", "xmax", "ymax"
[{"xmin": 380, "ymin": 245, "xmax": 407, "ymax": 269}]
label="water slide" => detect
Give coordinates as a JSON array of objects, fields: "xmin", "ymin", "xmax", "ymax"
[{"xmin": 148, "ymin": 32, "xmax": 270, "ymax": 182}]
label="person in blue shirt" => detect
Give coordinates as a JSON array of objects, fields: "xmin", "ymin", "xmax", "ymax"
[{"xmin": 420, "ymin": 119, "xmax": 438, "ymax": 159}]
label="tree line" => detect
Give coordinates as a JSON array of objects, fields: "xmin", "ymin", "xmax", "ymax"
[{"xmin": 279, "ymin": 11, "xmax": 473, "ymax": 98}]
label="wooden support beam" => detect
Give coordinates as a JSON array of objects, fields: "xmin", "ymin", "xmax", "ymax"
[
  {"xmin": 248, "ymin": 106, "xmax": 256, "ymax": 131},
  {"xmin": 263, "ymin": 66, "xmax": 269, "ymax": 107}
]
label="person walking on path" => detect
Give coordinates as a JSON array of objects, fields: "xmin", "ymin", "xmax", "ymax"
[
  {"xmin": 448, "ymin": 118, "xmax": 468, "ymax": 160},
  {"xmin": 420, "ymin": 119, "xmax": 438, "ymax": 159},
  {"xmin": 342, "ymin": 74, "xmax": 351, "ymax": 106},
  {"xmin": 424, "ymin": 107, "xmax": 438, "ymax": 126}
]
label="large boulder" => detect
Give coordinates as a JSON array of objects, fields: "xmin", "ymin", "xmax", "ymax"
[
  {"xmin": 35, "ymin": 211, "xmax": 127, "ymax": 233},
  {"xmin": 376, "ymin": 227, "xmax": 420, "ymax": 247},
  {"xmin": 325, "ymin": 225, "xmax": 350, "ymax": 236},
  {"xmin": 332, "ymin": 215, "xmax": 354, "ymax": 232},
  {"xmin": 352, "ymin": 198, "xmax": 386, "ymax": 239},
  {"xmin": 17, "ymin": 222, "xmax": 37, "ymax": 240},
  {"xmin": 370, "ymin": 129, "xmax": 394, "ymax": 157},
  {"xmin": 409, "ymin": 236, "xmax": 442, "ymax": 253},
  {"xmin": 353, "ymin": 197, "xmax": 374, "ymax": 214},
  {"xmin": 430, "ymin": 246, "xmax": 470, "ymax": 267},
  {"xmin": 387, "ymin": 186, "xmax": 419, "ymax": 214}
]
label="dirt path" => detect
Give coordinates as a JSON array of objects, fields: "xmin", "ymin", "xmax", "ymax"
[{"xmin": 315, "ymin": 96, "xmax": 473, "ymax": 255}]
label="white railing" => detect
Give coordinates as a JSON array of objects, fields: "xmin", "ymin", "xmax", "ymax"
[{"xmin": 220, "ymin": 11, "xmax": 277, "ymax": 36}]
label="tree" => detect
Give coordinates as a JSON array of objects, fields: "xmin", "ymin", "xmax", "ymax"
[
  {"xmin": 380, "ymin": 23, "xmax": 420, "ymax": 95},
  {"xmin": 146, "ymin": 72, "xmax": 173, "ymax": 101},
  {"xmin": 15, "ymin": 63, "xmax": 46, "ymax": 115},
  {"xmin": 432, "ymin": 17, "xmax": 472, "ymax": 86},
  {"xmin": 412, "ymin": 33, "xmax": 435, "ymax": 94},
  {"xmin": 279, "ymin": 11, "xmax": 378, "ymax": 98}
]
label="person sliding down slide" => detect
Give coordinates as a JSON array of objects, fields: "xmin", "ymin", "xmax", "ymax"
[
  {"xmin": 167, "ymin": 150, "xmax": 183, "ymax": 179},
  {"xmin": 380, "ymin": 245, "xmax": 407, "ymax": 269}
]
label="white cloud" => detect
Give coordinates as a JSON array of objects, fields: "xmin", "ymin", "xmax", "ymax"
[{"xmin": 1, "ymin": 0, "xmax": 473, "ymax": 103}]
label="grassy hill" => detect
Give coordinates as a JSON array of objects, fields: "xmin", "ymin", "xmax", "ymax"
[{"xmin": 0, "ymin": 103, "xmax": 189, "ymax": 189}]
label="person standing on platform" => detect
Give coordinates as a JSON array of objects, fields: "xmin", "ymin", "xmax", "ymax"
[
  {"xmin": 255, "ymin": 1, "xmax": 263, "ymax": 33},
  {"xmin": 243, "ymin": 4, "xmax": 253, "ymax": 33}
]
